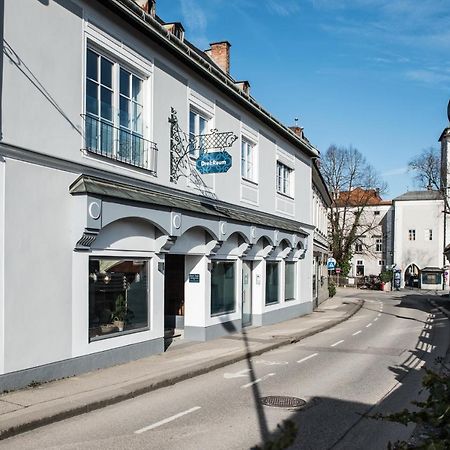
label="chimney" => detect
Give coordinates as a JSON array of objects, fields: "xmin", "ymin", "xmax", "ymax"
[
  {"xmin": 289, "ymin": 126, "xmax": 304, "ymax": 139},
  {"xmin": 134, "ymin": 0, "xmax": 156, "ymax": 17},
  {"xmin": 207, "ymin": 41, "xmax": 231, "ymax": 75},
  {"xmin": 235, "ymin": 80, "xmax": 250, "ymax": 95}
]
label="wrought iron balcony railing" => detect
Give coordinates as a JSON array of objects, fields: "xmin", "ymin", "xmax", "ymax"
[{"xmin": 82, "ymin": 114, "xmax": 158, "ymax": 174}]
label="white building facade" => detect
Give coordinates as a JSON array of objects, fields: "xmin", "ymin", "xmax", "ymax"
[
  {"xmin": 393, "ymin": 191, "xmax": 445, "ymax": 288},
  {"xmin": 348, "ymin": 202, "xmax": 393, "ymax": 278},
  {"xmin": 0, "ymin": 0, "xmax": 319, "ymax": 389},
  {"xmin": 311, "ymin": 162, "xmax": 331, "ymax": 305}
]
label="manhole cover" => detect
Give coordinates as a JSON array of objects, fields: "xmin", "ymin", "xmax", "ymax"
[{"xmin": 260, "ymin": 396, "xmax": 307, "ymax": 410}]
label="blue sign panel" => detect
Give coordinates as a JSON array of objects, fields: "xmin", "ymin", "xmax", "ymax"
[{"xmin": 196, "ymin": 151, "xmax": 232, "ymax": 174}]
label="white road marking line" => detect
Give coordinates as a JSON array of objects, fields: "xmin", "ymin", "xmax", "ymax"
[
  {"xmin": 331, "ymin": 340, "xmax": 344, "ymax": 347},
  {"xmin": 224, "ymin": 368, "xmax": 251, "ymax": 379},
  {"xmin": 241, "ymin": 373, "xmax": 275, "ymax": 389},
  {"xmin": 255, "ymin": 360, "xmax": 289, "ymax": 366},
  {"xmin": 374, "ymin": 318, "xmax": 378, "ymax": 321},
  {"xmin": 377, "ymin": 313, "xmax": 381, "ymax": 317},
  {"xmin": 352, "ymin": 330, "xmax": 362, "ymax": 336},
  {"xmin": 366, "ymin": 323, "xmax": 372, "ymax": 328},
  {"xmin": 297, "ymin": 353, "xmax": 318, "ymax": 363},
  {"xmin": 135, "ymin": 406, "xmax": 202, "ymax": 434}
]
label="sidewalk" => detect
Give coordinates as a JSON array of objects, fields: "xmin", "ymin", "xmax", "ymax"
[{"xmin": 0, "ymin": 291, "xmax": 362, "ymax": 440}]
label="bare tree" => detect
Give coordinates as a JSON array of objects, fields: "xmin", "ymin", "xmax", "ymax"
[
  {"xmin": 408, "ymin": 147, "xmax": 441, "ymax": 190},
  {"xmin": 321, "ymin": 145, "xmax": 388, "ymax": 275}
]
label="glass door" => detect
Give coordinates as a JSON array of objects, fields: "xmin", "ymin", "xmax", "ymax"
[{"xmin": 242, "ymin": 261, "xmax": 252, "ymax": 327}]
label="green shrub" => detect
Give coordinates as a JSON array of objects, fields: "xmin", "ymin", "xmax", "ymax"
[
  {"xmin": 370, "ymin": 365, "xmax": 450, "ymax": 449},
  {"xmin": 328, "ymin": 281, "xmax": 336, "ymax": 298},
  {"xmin": 379, "ymin": 270, "xmax": 393, "ymax": 283}
]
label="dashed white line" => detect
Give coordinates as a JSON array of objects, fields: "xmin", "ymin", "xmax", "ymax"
[
  {"xmin": 366, "ymin": 323, "xmax": 372, "ymax": 328},
  {"xmin": 352, "ymin": 330, "xmax": 362, "ymax": 336},
  {"xmin": 241, "ymin": 373, "xmax": 275, "ymax": 389},
  {"xmin": 377, "ymin": 313, "xmax": 381, "ymax": 317},
  {"xmin": 374, "ymin": 317, "xmax": 378, "ymax": 322},
  {"xmin": 135, "ymin": 406, "xmax": 202, "ymax": 434},
  {"xmin": 297, "ymin": 353, "xmax": 319, "ymax": 364},
  {"xmin": 331, "ymin": 340, "xmax": 344, "ymax": 347}
]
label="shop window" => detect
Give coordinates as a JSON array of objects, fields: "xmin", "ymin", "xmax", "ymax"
[
  {"xmin": 89, "ymin": 258, "xmax": 149, "ymax": 340},
  {"xmin": 285, "ymin": 262, "xmax": 296, "ymax": 301},
  {"xmin": 266, "ymin": 262, "xmax": 279, "ymax": 305},
  {"xmin": 211, "ymin": 261, "xmax": 236, "ymax": 315}
]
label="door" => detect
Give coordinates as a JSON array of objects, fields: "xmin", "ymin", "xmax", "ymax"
[{"xmin": 242, "ymin": 261, "xmax": 252, "ymax": 327}]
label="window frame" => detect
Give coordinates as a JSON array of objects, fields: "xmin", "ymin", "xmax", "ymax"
[
  {"xmin": 210, "ymin": 260, "xmax": 236, "ymax": 316},
  {"xmin": 375, "ymin": 238, "xmax": 383, "ymax": 252},
  {"xmin": 284, "ymin": 261, "xmax": 296, "ymax": 301},
  {"xmin": 88, "ymin": 256, "xmax": 150, "ymax": 342},
  {"xmin": 84, "ymin": 44, "xmax": 152, "ymax": 169},
  {"xmin": 241, "ymin": 137, "xmax": 258, "ymax": 184},
  {"xmin": 188, "ymin": 107, "xmax": 212, "ymax": 159},
  {"xmin": 276, "ymin": 161, "xmax": 294, "ymax": 198},
  {"xmin": 408, "ymin": 229, "xmax": 416, "ymax": 241},
  {"xmin": 265, "ymin": 261, "xmax": 280, "ymax": 305}
]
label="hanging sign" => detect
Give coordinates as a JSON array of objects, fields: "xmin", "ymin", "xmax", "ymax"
[
  {"xmin": 196, "ymin": 151, "xmax": 232, "ymax": 174},
  {"xmin": 327, "ymin": 257, "xmax": 336, "ymax": 270}
]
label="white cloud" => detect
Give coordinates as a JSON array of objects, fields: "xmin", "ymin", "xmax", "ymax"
[
  {"xmin": 179, "ymin": 0, "xmax": 210, "ymax": 49},
  {"xmin": 381, "ymin": 166, "xmax": 408, "ymax": 177},
  {"xmin": 265, "ymin": 0, "xmax": 301, "ymax": 16},
  {"xmin": 406, "ymin": 69, "xmax": 450, "ymax": 85}
]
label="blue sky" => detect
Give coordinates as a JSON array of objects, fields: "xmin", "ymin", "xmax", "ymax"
[{"xmin": 158, "ymin": 0, "xmax": 450, "ymax": 198}]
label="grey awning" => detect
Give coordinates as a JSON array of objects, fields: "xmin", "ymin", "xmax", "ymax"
[{"xmin": 70, "ymin": 175, "xmax": 310, "ymax": 236}]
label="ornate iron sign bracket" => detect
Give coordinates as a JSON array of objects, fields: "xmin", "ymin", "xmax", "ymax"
[{"xmin": 169, "ymin": 107, "xmax": 237, "ymax": 183}]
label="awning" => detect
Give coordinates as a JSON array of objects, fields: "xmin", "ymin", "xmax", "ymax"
[{"xmin": 70, "ymin": 175, "xmax": 310, "ymax": 236}]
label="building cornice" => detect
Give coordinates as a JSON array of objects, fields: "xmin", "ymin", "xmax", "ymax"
[{"xmin": 98, "ymin": 0, "xmax": 319, "ymax": 159}]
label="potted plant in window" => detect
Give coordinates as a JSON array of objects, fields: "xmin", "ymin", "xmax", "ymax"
[{"xmin": 113, "ymin": 294, "xmax": 127, "ymax": 332}]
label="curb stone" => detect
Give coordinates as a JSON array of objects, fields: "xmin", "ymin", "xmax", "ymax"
[{"xmin": 0, "ymin": 299, "xmax": 363, "ymax": 441}]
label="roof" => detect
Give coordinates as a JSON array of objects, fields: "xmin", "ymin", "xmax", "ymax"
[
  {"xmin": 421, "ymin": 267, "xmax": 443, "ymax": 273},
  {"xmin": 99, "ymin": 0, "xmax": 319, "ymax": 159},
  {"xmin": 335, "ymin": 187, "xmax": 384, "ymax": 207},
  {"xmin": 393, "ymin": 190, "xmax": 443, "ymax": 202},
  {"xmin": 70, "ymin": 175, "xmax": 311, "ymax": 235}
]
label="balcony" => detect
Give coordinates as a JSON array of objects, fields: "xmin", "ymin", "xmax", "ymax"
[{"xmin": 82, "ymin": 114, "xmax": 158, "ymax": 174}]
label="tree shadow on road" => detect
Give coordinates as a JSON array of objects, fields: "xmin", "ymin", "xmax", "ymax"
[{"xmin": 245, "ymin": 299, "xmax": 448, "ymax": 449}]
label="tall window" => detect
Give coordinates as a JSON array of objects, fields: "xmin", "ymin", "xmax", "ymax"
[
  {"xmin": 408, "ymin": 229, "xmax": 416, "ymax": 241},
  {"xmin": 375, "ymin": 238, "xmax": 383, "ymax": 252},
  {"xmin": 355, "ymin": 242, "xmax": 363, "ymax": 253},
  {"xmin": 356, "ymin": 261, "xmax": 364, "ymax": 276},
  {"xmin": 266, "ymin": 262, "xmax": 279, "ymax": 305},
  {"xmin": 211, "ymin": 261, "xmax": 235, "ymax": 315},
  {"xmin": 189, "ymin": 109, "xmax": 209, "ymax": 158},
  {"xmin": 241, "ymin": 139, "xmax": 257, "ymax": 182},
  {"xmin": 88, "ymin": 258, "xmax": 149, "ymax": 341},
  {"xmin": 85, "ymin": 48, "xmax": 150, "ymax": 169},
  {"xmin": 285, "ymin": 262, "xmax": 296, "ymax": 301},
  {"xmin": 425, "ymin": 229, "xmax": 433, "ymax": 240},
  {"xmin": 276, "ymin": 161, "xmax": 293, "ymax": 196}
]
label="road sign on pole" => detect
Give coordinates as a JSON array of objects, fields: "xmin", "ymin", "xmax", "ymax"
[{"xmin": 327, "ymin": 257, "xmax": 336, "ymax": 270}]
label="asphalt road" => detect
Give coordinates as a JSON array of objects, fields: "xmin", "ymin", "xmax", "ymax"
[{"xmin": 3, "ymin": 290, "xmax": 449, "ymax": 450}]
